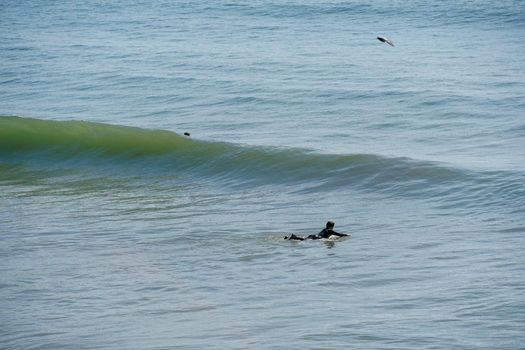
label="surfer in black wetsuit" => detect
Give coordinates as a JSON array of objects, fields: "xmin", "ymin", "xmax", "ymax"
[{"xmin": 285, "ymin": 221, "xmax": 348, "ymax": 240}]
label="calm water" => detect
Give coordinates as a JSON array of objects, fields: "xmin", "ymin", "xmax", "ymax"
[{"xmin": 1, "ymin": 1, "xmax": 524, "ymax": 349}]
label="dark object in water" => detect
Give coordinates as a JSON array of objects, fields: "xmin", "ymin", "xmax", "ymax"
[
  {"xmin": 184, "ymin": 132, "xmax": 190, "ymax": 136},
  {"xmin": 284, "ymin": 222, "xmax": 349, "ymax": 241}
]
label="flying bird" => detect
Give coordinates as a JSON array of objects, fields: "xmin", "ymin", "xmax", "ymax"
[{"xmin": 377, "ymin": 36, "xmax": 395, "ymax": 47}]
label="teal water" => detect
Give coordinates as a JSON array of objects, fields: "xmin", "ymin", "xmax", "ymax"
[{"xmin": 1, "ymin": 1, "xmax": 524, "ymax": 349}]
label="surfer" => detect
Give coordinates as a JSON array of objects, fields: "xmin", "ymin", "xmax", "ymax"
[{"xmin": 284, "ymin": 221, "xmax": 348, "ymax": 241}]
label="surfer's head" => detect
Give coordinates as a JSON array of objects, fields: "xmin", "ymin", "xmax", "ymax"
[{"xmin": 326, "ymin": 221, "xmax": 335, "ymax": 229}]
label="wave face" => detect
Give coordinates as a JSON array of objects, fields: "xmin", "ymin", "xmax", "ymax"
[
  {"xmin": 0, "ymin": 115, "xmax": 191, "ymax": 156},
  {"xmin": 1, "ymin": 116, "xmax": 523, "ymax": 214}
]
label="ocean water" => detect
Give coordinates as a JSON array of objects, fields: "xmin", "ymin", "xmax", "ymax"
[{"xmin": 1, "ymin": 1, "xmax": 524, "ymax": 349}]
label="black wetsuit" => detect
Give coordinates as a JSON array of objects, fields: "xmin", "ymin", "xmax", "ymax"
[
  {"xmin": 286, "ymin": 228, "xmax": 347, "ymax": 240},
  {"xmin": 318, "ymin": 228, "xmax": 346, "ymax": 239}
]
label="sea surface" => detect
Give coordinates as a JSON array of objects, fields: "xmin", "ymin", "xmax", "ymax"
[{"xmin": 1, "ymin": 1, "xmax": 524, "ymax": 349}]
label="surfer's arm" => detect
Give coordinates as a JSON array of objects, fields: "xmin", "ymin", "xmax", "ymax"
[{"xmin": 332, "ymin": 231, "xmax": 348, "ymax": 237}]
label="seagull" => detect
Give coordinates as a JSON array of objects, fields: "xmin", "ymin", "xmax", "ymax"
[{"xmin": 377, "ymin": 36, "xmax": 395, "ymax": 47}]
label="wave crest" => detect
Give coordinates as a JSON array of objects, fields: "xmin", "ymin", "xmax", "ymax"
[{"xmin": 1, "ymin": 116, "xmax": 522, "ymax": 211}]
